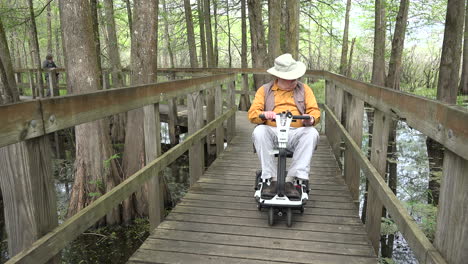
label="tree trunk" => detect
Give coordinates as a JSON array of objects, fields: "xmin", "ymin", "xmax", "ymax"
[
  {"xmin": 103, "ymin": 0, "xmax": 124, "ymax": 87},
  {"xmin": 437, "ymin": 0, "xmax": 465, "ymax": 103},
  {"xmin": 458, "ymin": 2, "xmax": 468, "ymax": 95},
  {"xmin": 339, "ymin": 0, "xmax": 351, "ymax": 76},
  {"xmin": 238, "ymin": 0, "xmax": 250, "ymax": 110},
  {"xmin": 213, "ymin": 0, "xmax": 219, "ymax": 66},
  {"xmin": 347, "ymin": 38, "xmax": 356, "ymax": 77},
  {"xmin": 162, "ymin": 0, "xmax": 175, "ymax": 68},
  {"xmin": 124, "ymin": 0, "xmax": 133, "ymax": 35},
  {"xmin": 197, "ymin": 0, "xmax": 207, "ymax": 67},
  {"xmin": 203, "ymin": 0, "xmax": 215, "ymax": 67},
  {"xmin": 226, "ymin": 0, "xmax": 232, "ymax": 68},
  {"xmin": 247, "ymin": 0, "xmax": 268, "ymax": 89},
  {"xmin": 427, "ymin": 0, "xmax": 466, "ymax": 208},
  {"xmin": 47, "ymin": 3, "xmax": 53, "ymax": 54},
  {"xmin": 89, "ymin": 0, "xmax": 103, "ymax": 89},
  {"xmin": 27, "ymin": 0, "xmax": 45, "ymax": 98},
  {"xmin": 0, "ymin": 20, "xmax": 19, "ymax": 102},
  {"xmin": 386, "ymin": 0, "xmax": 409, "ymax": 90},
  {"xmin": 122, "ymin": 0, "xmax": 160, "ymax": 221},
  {"xmin": 103, "ymin": 0, "xmax": 126, "ymax": 144},
  {"xmin": 372, "ymin": 0, "xmax": 386, "ymax": 86},
  {"xmin": 184, "ymin": 0, "xmax": 198, "ymax": 68},
  {"xmin": 286, "ymin": 0, "xmax": 299, "ymax": 59},
  {"xmin": 60, "ymin": 0, "xmax": 121, "ymax": 225},
  {"xmin": 268, "ymin": 0, "xmax": 281, "ymax": 65}
]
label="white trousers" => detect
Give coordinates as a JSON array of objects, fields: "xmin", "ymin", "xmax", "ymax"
[{"xmin": 252, "ymin": 125, "xmax": 320, "ymax": 181}]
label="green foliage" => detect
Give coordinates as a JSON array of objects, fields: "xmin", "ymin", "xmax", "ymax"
[
  {"xmin": 379, "ymin": 257, "xmax": 396, "ymax": 264},
  {"xmin": 405, "ymin": 201, "xmax": 437, "ymax": 242},
  {"xmin": 309, "ymin": 79, "xmax": 325, "ymax": 104},
  {"xmin": 104, "ymin": 153, "xmax": 121, "ymax": 169},
  {"xmin": 381, "ymin": 217, "xmax": 398, "ymax": 236}
]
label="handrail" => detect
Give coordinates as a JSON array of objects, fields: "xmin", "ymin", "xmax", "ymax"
[
  {"xmin": 0, "ymin": 73, "xmax": 236, "ymax": 148},
  {"xmin": 5, "ymin": 106, "xmax": 236, "ymax": 264},
  {"xmin": 324, "ymin": 103, "xmax": 447, "ymax": 264}
]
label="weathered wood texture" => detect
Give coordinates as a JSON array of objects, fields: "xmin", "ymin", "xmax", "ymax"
[
  {"xmin": 0, "ymin": 74, "xmax": 236, "ymax": 148},
  {"xmin": 188, "ymin": 91, "xmax": 205, "ymax": 186},
  {"xmin": 434, "ymin": 150, "xmax": 468, "ymax": 264},
  {"xmin": 128, "ymin": 113, "xmax": 377, "ymax": 264},
  {"xmin": 5, "ymin": 108, "xmax": 236, "ymax": 264},
  {"xmin": 343, "ymin": 92, "xmax": 364, "ymax": 206},
  {"xmin": 324, "ymin": 104, "xmax": 447, "ymax": 264},
  {"xmin": 365, "ymin": 109, "xmax": 392, "ymax": 253}
]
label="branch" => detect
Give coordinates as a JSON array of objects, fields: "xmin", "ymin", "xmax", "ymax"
[{"xmin": 11, "ymin": 0, "xmax": 56, "ymax": 28}]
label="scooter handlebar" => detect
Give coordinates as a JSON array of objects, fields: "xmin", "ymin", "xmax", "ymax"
[{"xmin": 259, "ymin": 113, "xmax": 310, "ymax": 120}]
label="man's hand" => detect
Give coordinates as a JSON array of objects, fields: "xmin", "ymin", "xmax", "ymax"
[
  {"xmin": 263, "ymin": 111, "xmax": 276, "ymax": 120},
  {"xmin": 302, "ymin": 114, "xmax": 315, "ymax": 126}
]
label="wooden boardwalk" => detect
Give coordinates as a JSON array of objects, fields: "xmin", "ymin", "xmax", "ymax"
[{"xmin": 128, "ymin": 112, "xmax": 377, "ymax": 264}]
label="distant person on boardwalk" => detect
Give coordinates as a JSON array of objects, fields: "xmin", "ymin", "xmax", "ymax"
[
  {"xmin": 248, "ymin": 53, "xmax": 321, "ymax": 199},
  {"xmin": 42, "ymin": 54, "xmax": 59, "ymax": 96}
]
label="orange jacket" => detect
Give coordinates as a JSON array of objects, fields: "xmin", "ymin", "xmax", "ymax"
[{"xmin": 248, "ymin": 80, "xmax": 321, "ymax": 127}]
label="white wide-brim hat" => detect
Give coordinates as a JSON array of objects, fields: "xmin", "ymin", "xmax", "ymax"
[{"xmin": 267, "ymin": 53, "xmax": 306, "ymax": 80}]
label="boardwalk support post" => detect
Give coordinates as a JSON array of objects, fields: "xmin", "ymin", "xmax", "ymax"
[
  {"xmin": 144, "ymin": 103, "xmax": 163, "ymax": 229},
  {"xmin": 342, "ymin": 92, "xmax": 364, "ymax": 208},
  {"xmin": 365, "ymin": 109, "xmax": 392, "ymax": 253},
  {"xmin": 188, "ymin": 91, "xmax": 205, "ymax": 185}
]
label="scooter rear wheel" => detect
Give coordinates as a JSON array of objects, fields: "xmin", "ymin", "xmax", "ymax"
[
  {"xmin": 268, "ymin": 207, "xmax": 274, "ymax": 226},
  {"xmin": 286, "ymin": 207, "xmax": 292, "ymax": 227}
]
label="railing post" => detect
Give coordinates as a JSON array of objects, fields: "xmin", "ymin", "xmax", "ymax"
[
  {"xmin": 0, "ymin": 136, "xmax": 59, "ymax": 262},
  {"xmin": 325, "ymin": 79, "xmax": 342, "ymax": 166},
  {"xmin": 226, "ymin": 80, "xmax": 236, "ymax": 143},
  {"xmin": 215, "ymin": 83, "xmax": 224, "ymax": 156},
  {"xmin": 343, "ymin": 92, "xmax": 364, "ymax": 208},
  {"xmin": 205, "ymin": 86, "xmax": 216, "ymax": 159},
  {"xmin": 239, "ymin": 73, "xmax": 250, "ymax": 111},
  {"xmin": 48, "ymin": 70, "xmax": 59, "ymax": 97},
  {"xmin": 144, "ymin": 103, "xmax": 163, "ymax": 230},
  {"xmin": 433, "ymin": 151, "xmax": 468, "ymax": 263},
  {"xmin": 365, "ymin": 109, "xmax": 392, "ymax": 254},
  {"xmin": 28, "ymin": 70, "xmax": 36, "ymax": 99},
  {"xmin": 188, "ymin": 91, "xmax": 205, "ymax": 185}
]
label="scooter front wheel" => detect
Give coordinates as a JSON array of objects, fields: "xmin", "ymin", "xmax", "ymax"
[{"xmin": 268, "ymin": 207, "xmax": 274, "ymax": 226}]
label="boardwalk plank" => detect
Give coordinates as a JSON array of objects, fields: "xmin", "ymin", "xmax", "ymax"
[{"xmin": 128, "ymin": 112, "xmax": 376, "ymax": 264}]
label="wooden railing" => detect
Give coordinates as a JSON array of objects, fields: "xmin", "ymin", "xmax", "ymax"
[
  {"xmin": 9, "ymin": 68, "xmax": 468, "ymax": 264},
  {"xmin": 1, "ymin": 73, "xmax": 237, "ymax": 263},
  {"xmin": 321, "ymin": 71, "xmax": 467, "ymax": 264}
]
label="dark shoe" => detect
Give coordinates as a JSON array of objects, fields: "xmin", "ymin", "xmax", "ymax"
[
  {"xmin": 261, "ymin": 181, "xmax": 277, "ymax": 199},
  {"xmin": 285, "ymin": 182, "xmax": 301, "ymax": 200}
]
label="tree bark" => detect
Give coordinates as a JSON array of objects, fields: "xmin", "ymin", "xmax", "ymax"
[
  {"xmin": 89, "ymin": 0, "xmax": 103, "ymax": 89},
  {"xmin": 347, "ymin": 38, "xmax": 356, "ymax": 77},
  {"xmin": 213, "ymin": 0, "xmax": 219, "ymax": 66},
  {"xmin": 238, "ymin": 0, "xmax": 250, "ymax": 110},
  {"xmin": 437, "ymin": 0, "xmax": 465, "ymax": 103},
  {"xmin": 0, "ymin": 19, "xmax": 19, "ymax": 102},
  {"xmin": 184, "ymin": 0, "xmax": 199, "ymax": 68},
  {"xmin": 103, "ymin": 0, "xmax": 126, "ymax": 144},
  {"xmin": 204, "ymin": 0, "xmax": 215, "ymax": 67},
  {"xmin": 124, "ymin": 0, "xmax": 133, "ymax": 36},
  {"xmin": 27, "ymin": 0, "xmax": 45, "ymax": 98},
  {"xmin": 197, "ymin": 0, "xmax": 207, "ymax": 67},
  {"xmin": 268, "ymin": 0, "xmax": 282, "ymax": 65},
  {"xmin": 458, "ymin": 2, "xmax": 468, "ymax": 95},
  {"xmin": 286, "ymin": 0, "xmax": 299, "ymax": 59},
  {"xmin": 47, "ymin": 2, "xmax": 53, "ymax": 54},
  {"xmin": 339, "ymin": 0, "xmax": 351, "ymax": 76},
  {"xmin": 247, "ymin": 0, "xmax": 268, "ymax": 89},
  {"xmin": 371, "ymin": 0, "xmax": 386, "ymax": 86},
  {"xmin": 60, "ymin": 0, "xmax": 121, "ymax": 225},
  {"xmin": 226, "ymin": 0, "xmax": 232, "ymax": 68},
  {"xmin": 162, "ymin": 0, "xmax": 175, "ymax": 68},
  {"xmin": 386, "ymin": 0, "xmax": 409, "ymax": 90},
  {"xmin": 122, "ymin": 0, "xmax": 160, "ymax": 221}
]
